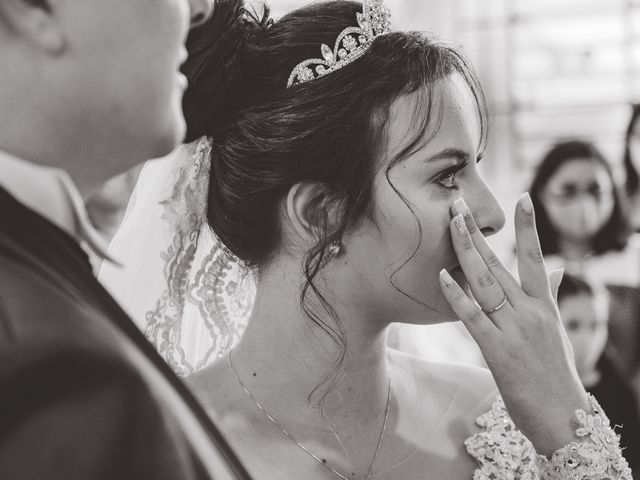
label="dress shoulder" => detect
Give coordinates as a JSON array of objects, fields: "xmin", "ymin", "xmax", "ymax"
[
  {"xmin": 387, "ymin": 350, "xmax": 632, "ymax": 479},
  {"xmin": 387, "ymin": 347, "xmax": 499, "ymax": 471},
  {"xmin": 387, "ymin": 346, "xmax": 497, "ymax": 407}
]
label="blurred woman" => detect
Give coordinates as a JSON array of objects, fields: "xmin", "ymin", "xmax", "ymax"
[
  {"xmin": 624, "ymin": 104, "xmax": 640, "ymax": 230},
  {"xmin": 530, "ymin": 139, "xmax": 640, "ymax": 383}
]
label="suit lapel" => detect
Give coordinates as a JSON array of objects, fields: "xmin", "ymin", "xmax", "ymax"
[{"xmin": 0, "ymin": 187, "xmax": 251, "ymax": 479}]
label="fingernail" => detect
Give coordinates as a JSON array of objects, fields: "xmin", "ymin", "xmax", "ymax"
[
  {"xmin": 439, "ymin": 268, "xmax": 454, "ymax": 287},
  {"xmin": 453, "ymin": 197, "xmax": 471, "ymax": 217},
  {"xmin": 519, "ymin": 192, "xmax": 533, "ymax": 214},
  {"xmin": 549, "ymin": 267, "xmax": 564, "ymax": 278},
  {"xmin": 454, "ymin": 213, "xmax": 467, "ymax": 235}
]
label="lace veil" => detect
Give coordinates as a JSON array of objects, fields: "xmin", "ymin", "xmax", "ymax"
[{"xmin": 99, "ymin": 137, "xmax": 254, "ymax": 377}]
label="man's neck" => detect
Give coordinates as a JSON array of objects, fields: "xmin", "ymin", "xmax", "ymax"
[{"xmin": 3, "ymin": 141, "xmax": 110, "ymax": 201}]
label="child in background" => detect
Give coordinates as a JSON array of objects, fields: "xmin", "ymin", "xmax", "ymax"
[
  {"xmin": 558, "ymin": 273, "xmax": 640, "ymax": 476},
  {"xmin": 530, "ymin": 140, "xmax": 640, "ymax": 384}
]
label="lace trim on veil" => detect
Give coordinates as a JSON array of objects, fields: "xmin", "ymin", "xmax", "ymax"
[{"xmin": 98, "ymin": 137, "xmax": 254, "ymax": 377}]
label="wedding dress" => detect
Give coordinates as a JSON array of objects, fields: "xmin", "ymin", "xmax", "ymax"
[{"xmin": 99, "ymin": 138, "xmax": 632, "ymax": 479}]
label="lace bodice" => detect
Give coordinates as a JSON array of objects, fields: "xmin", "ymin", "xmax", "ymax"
[{"xmin": 466, "ymin": 394, "xmax": 632, "ymax": 479}]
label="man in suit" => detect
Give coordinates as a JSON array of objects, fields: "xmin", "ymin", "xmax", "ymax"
[{"xmin": 0, "ymin": 0, "xmax": 250, "ymax": 478}]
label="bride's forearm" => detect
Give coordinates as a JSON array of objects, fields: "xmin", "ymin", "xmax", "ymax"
[{"xmin": 515, "ymin": 389, "xmax": 591, "ymax": 458}]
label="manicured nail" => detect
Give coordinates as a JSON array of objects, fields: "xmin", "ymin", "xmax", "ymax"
[
  {"xmin": 453, "ymin": 197, "xmax": 471, "ymax": 217},
  {"xmin": 549, "ymin": 267, "xmax": 564, "ymax": 279},
  {"xmin": 519, "ymin": 192, "xmax": 533, "ymax": 214},
  {"xmin": 439, "ymin": 268, "xmax": 454, "ymax": 287},
  {"xmin": 454, "ymin": 213, "xmax": 467, "ymax": 235}
]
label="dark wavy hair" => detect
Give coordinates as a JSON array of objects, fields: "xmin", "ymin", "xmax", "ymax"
[
  {"xmin": 181, "ymin": 0, "xmax": 488, "ymax": 399},
  {"xmin": 530, "ymin": 140, "xmax": 631, "ymax": 256},
  {"xmin": 623, "ymin": 103, "xmax": 640, "ymax": 197}
]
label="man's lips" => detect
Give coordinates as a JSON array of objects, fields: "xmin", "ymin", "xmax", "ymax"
[
  {"xmin": 178, "ymin": 48, "xmax": 188, "ymax": 69},
  {"xmin": 176, "ymin": 48, "xmax": 189, "ymax": 89}
]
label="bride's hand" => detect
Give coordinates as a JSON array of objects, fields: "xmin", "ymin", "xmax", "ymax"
[{"xmin": 439, "ymin": 193, "xmax": 590, "ymax": 457}]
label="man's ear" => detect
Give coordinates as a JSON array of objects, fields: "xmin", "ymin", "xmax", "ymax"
[
  {"xmin": 0, "ymin": 0, "xmax": 64, "ymax": 54},
  {"xmin": 285, "ymin": 182, "xmax": 341, "ymax": 246}
]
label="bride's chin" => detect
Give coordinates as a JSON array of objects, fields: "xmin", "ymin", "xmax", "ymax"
[
  {"xmin": 405, "ymin": 299, "xmax": 462, "ymax": 326},
  {"xmin": 433, "ymin": 306, "xmax": 463, "ymax": 324},
  {"xmin": 415, "ymin": 266, "xmax": 470, "ymax": 324}
]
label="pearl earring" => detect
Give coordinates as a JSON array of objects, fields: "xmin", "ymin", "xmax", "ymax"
[{"xmin": 328, "ymin": 241, "xmax": 342, "ymax": 256}]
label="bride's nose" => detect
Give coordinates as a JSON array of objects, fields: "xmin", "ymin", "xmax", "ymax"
[
  {"xmin": 189, "ymin": 0, "xmax": 214, "ymax": 27},
  {"xmin": 471, "ymin": 185, "xmax": 506, "ymax": 238}
]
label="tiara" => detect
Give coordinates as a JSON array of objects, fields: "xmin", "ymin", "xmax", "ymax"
[{"xmin": 286, "ymin": 0, "xmax": 391, "ymax": 88}]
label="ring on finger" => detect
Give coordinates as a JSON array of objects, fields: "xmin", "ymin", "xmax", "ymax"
[{"xmin": 481, "ymin": 296, "xmax": 508, "ymax": 315}]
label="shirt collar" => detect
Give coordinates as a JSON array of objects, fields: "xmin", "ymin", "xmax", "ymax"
[{"xmin": 0, "ymin": 148, "xmax": 117, "ymax": 264}]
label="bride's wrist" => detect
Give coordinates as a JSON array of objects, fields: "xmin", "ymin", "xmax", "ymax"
[
  {"xmin": 528, "ymin": 390, "xmax": 592, "ymax": 457},
  {"xmin": 538, "ymin": 393, "xmax": 632, "ymax": 479}
]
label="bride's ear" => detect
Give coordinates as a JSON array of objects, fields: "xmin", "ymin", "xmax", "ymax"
[
  {"xmin": 284, "ymin": 182, "xmax": 341, "ymax": 247},
  {"xmin": 0, "ymin": 0, "xmax": 65, "ymax": 54}
]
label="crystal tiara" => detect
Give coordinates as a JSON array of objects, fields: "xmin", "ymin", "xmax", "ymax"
[{"xmin": 286, "ymin": 0, "xmax": 391, "ymax": 88}]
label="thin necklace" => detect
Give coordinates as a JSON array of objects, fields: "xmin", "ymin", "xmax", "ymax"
[{"xmin": 227, "ymin": 351, "xmax": 391, "ymax": 480}]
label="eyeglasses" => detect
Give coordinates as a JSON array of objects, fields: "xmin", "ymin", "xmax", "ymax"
[{"xmin": 543, "ymin": 183, "xmax": 612, "ymax": 203}]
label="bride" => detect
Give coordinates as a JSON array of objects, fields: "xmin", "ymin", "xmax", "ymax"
[{"xmin": 101, "ymin": 0, "xmax": 632, "ymax": 478}]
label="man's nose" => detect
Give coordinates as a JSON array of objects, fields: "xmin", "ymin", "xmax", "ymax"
[{"xmin": 189, "ymin": 0, "xmax": 215, "ymax": 27}]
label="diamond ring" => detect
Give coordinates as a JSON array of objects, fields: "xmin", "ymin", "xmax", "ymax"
[{"xmin": 482, "ymin": 296, "xmax": 508, "ymax": 315}]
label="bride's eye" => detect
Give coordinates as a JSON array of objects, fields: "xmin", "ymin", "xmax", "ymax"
[
  {"xmin": 436, "ymin": 163, "xmax": 466, "ymax": 190},
  {"xmin": 438, "ymin": 171, "xmax": 457, "ymax": 189}
]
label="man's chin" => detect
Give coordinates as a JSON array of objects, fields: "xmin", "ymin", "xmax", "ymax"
[{"xmin": 148, "ymin": 118, "xmax": 186, "ymax": 160}]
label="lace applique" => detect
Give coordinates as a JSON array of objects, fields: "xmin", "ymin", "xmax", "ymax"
[
  {"xmin": 465, "ymin": 396, "xmax": 538, "ymax": 479},
  {"xmin": 538, "ymin": 395, "xmax": 631, "ymax": 479},
  {"xmin": 465, "ymin": 394, "xmax": 632, "ymax": 480}
]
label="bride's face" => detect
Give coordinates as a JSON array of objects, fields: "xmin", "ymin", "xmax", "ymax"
[{"xmin": 337, "ymin": 74, "xmax": 505, "ymax": 325}]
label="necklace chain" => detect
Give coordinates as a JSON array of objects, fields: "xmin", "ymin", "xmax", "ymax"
[{"xmin": 227, "ymin": 351, "xmax": 391, "ymax": 480}]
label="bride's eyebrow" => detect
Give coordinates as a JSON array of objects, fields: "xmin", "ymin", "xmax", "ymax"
[{"xmin": 425, "ymin": 148, "xmax": 470, "ymax": 164}]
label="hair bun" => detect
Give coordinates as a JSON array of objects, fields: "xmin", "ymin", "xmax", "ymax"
[{"xmin": 181, "ymin": 0, "xmax": 273, "ymax": 141}]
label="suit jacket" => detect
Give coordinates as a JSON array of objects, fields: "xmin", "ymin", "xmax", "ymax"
[{"xmin": 0, "ymin": 187, "xmax": 251, "ymax": 479}]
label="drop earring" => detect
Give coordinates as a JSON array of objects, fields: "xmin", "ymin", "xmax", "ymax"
[{"xmin": 328, "ymin": 241, "xmax": 342, "ymax": 256}]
